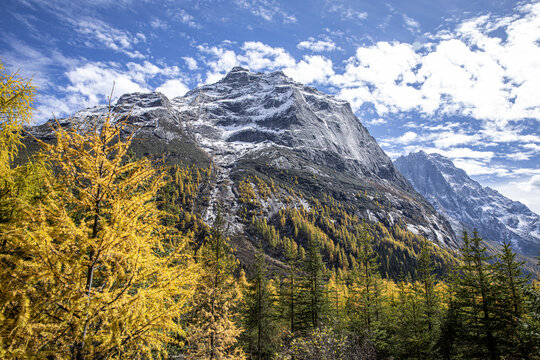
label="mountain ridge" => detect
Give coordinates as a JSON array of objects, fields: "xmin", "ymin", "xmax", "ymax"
[{"xmin": 394, "ymin": 150, "xmax": 540, "ymax": 258}]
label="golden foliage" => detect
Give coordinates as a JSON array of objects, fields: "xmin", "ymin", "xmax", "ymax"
[
  {"xmin": 0, "ymin": 60, "xmax": 35, "ymax": 162},
  {"xmin": 0, "ymin": 110, "xmax": 198, "ymax": 359}
]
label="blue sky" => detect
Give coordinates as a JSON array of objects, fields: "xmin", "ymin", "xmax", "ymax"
[{"xmin": 2, "ymin": 0, "xmax": 540, "ymax": 213}]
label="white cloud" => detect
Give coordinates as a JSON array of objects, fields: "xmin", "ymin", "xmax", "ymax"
[
  {"xmin": 367, "ymin": 118, "xmax": 387, "ymax": 125},
  {"xmin": 176, "ymin": 9, "xmax": 202, "ymax": 29},
  {"xmin": 183, "ymin": 56, "xmax": 198, "ymax": 70},
  {"xmin": 283, "ymin": 55, "xmax": 334, "ymax": 84},
  {"xmin": 240, "ymin": 41, "xmax": 296, "ymax": 71},
  {"xmin": 395, "ymin": 131, "xmax": 418, "ymax": 144},
  {"xmin": 65, "ymin": 63, "xmax": 149, "ymax": 104},
  {"xmin": 452, "ymin": 158, "xmax": 509, "ymax": 176},
  {"xmin": 332, "ymin": 41, "xmax": 422, "ymax": 114},
  {"xmin": 234, "ymin": 0, "xmax": 297, "ymax": 24},
  {"xmin": 150, "ymin": 18, "xmax": 168, "ymax": 30},
  {"xmin": 432, "ymin": 132, "xmax": 477, "ymax": 148},
  {"xmin": 331, "ymin": 3, "xmax": 540, "ymax": 126},
  {"xmin": 402, "ymin": 14, "xmax": 421, "ymax": 34},
  {"xmin": 491, "ymin": 175, "xmax": 540, "ymax": 214},
  {"xmin": 297, "ymin": 38, "xmax": 338, "ymax": 52},
  {"xmin": 523, "ymin": 143, "xmax": 540, "ymax": 152},
  {"xmin": 200, "ymin": 42, "xmax": 334, "ymax": 85},
  {"xmin": 505, "ymin": 152, "xmax": 534, "ymax": 161},
  {"xmin": 31, "ymin": 60, "xmax": 186, "ymax": 122},
  {"xmin": 156, "ymin": 79, "xmax": 189, "ymax": 99},
  {"xmin": 328, "ymin": 4, "xmax": 367, "ymax": 21},
  {"xmin": 73, "ymin": 18, "xmax": 145, "ymax": 59}
]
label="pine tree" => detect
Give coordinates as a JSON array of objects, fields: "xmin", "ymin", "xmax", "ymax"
[
  {"xmin": 240, "ymin": 241, "xmax": 278, "ymax": 359},
  {"xmin": 278, "ymin": 234, "xmax": 302, "ymax": 339},
  {"xmin": 492, "ymin": 240, "xmax": 530, "ymax": 358},
  {"xmin": 186, "ymin": 211, "xmax": 245, "ymax": 360},
  {"xmin": 416, "ymin": 241, "xmax": 440, "ymax": 357},
  {"xmin": 348, "ymin": 222, "xmax": 380, "ymax": 334},
  {"xmin": 298, "ymin": 231, "xmax": 328, "ymax": 330},
  {"xmin": 452, "ymin": 231, "xmax": 497, "ymax": 360},
  {"xmin": 2, "ymin": 108, "xmax": 198, "ymax": 359}
]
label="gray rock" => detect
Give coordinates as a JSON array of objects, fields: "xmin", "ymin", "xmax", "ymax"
[{"xmin": 395, "ymin": 151, "xmax": 540, "ymax": 257}]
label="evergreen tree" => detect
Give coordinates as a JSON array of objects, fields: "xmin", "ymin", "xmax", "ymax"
[
  {"xmin": 186, "ymin": 211, "xmax": 245, "ymax": 360},
  {"xmin": 492, "ymin": 240, "xmax": 530, "ymax": 358},
  {"xmin": 416, "ymin": 241, "xmax": 440, "ymax": 357},
  {"xmin": 240, "ymin": 241, "xmax": 278, "ymax": 359},
  {"xmin": 452, "ymin": 231, "xmax": 498, "ymax": 360},
  {"xmin": 348, "ymin": 222, "xmax": 380, "ymax": 334},
  {"xmin": 298, "ymin": 231, "xmax": 328, "ymax": 330}
]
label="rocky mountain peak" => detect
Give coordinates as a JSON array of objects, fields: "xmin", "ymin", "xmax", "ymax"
[
  {"xmin": 175, "ymin": 68, "xmax": 409, "ymax": 189},
  {"xmin": 395, "ymin": 151, "xmax": 540, "ymax": 257}
]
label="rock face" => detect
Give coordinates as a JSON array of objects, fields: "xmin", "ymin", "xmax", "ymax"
[
  {"xmin": 395, "ymin": 151, "xmax": 540, "ymax": 257},
  {"xmin": 26, "ymin": 67, "xmax": 459, "ymax": 254},
  {"xmin": 174, "ymin": 67, "xmax": 409, "ymax": 189}
]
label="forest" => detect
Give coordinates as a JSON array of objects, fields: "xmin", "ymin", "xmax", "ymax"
[{"xmin": 1, "ymin": 63, "xmax": 539, "ymax": 360}]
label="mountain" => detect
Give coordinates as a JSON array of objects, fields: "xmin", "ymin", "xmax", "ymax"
[
  {"xmin": 25, "ymin": 67, "xmax": 460, "ymax": 278},
  {"xmin": 394, "ymin": 151, "xmax": 540, "ymax": 258}
]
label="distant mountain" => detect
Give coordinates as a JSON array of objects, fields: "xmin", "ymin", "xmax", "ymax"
[
  {"xmin": 25, "ymin": 67, "xmax": 461, "ymax": 278},
  {"xmin": 395, "ymin": 151, "xmax": 540, "ymax": 257}
]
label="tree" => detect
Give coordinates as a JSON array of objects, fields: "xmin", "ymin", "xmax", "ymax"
[
  {"xmin": 1, "ymin": 107, "xmax": 198, "ymax": 359},
  {"xmin": 240, "ymin": 241, "xmax": 278, "ymax": 359},
  {"xmin": 186, "ymin": 211, "xmax": 245, "ymax": 360},
  {"xmin": 415, "ymin": 241, "xmax": 440, "ymax": 357},
  {"xmin": 347, "ymin": 222, "xmax": 381, "ymax": 333},
  {"xmin": 452, "ymin": 231, "xmax": 497, "ymax": 360},
  {"xmin": 492, "ymin": 240, "xmax": 530, "ymax": 358},
  {"xmin": 0, "ymin": 60, "xmax": 41, "ymax": 233},
  {"xmin": 299, "ymin": 230, "xmax": 328, "ymax": 330},
  {"xmin": 0, "ymin": 60, "xmax": 35, "ymax": 163}
]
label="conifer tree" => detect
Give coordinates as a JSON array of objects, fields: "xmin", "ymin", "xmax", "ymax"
[
  {"xmin": 279, "ymin": 236, "xmax": 301, "ymax": 337},
  {"xmin": 186, "ymin": 211, "xmax": 245, "ymax": 360},
  {"xmin": 452, "ymin": 231, "xmax": 497, "ymax": 360},
  {"xmin": 348, "ymin": 222, "xmax": 380, "ymax": 334},
  {"xmin": 299, "ymin": 232, "xmax": 328, "ymax": 330},
  {"xmin": 240, "ymin": 241, "xmax": 278, "ymax": 359},
  {"xmin": 492, "ymin": 240, "xmax": 529, "ymax": 358},
  {"xmin": 416, "ymin": 241, "xmax": 440, "ymax": 357},
  {"xmin": 2, "ymin": 108, "xmax": 198, "ymax": 359}
]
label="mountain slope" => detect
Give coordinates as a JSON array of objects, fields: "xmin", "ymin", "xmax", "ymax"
[
  {"xmin": 394, "ymin": 151, "xmax": 540, "ymax": 257},
  {"xmin": 25, "ymin": 68, "xmax": 461, "ymax": 278}
]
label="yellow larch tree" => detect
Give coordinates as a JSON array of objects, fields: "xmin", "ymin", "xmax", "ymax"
[
  {"xmin": 1, "ymin": 105, "xmax": 198, "ymax": 359},
  {"xmin": 0, "ymin": 60, "xmax": 48, "ymax": 358},
  {"xmin": 186, "ymin": 212, "xmax": 245, "ymax": 360}
]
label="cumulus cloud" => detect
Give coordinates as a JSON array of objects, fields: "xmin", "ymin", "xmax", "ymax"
[
  {"xmin": 31, "ymin": 60, "xmax": 185, "ymax": 122},
  {"xmin": 199, "ymin": 41, "xmax": 334, "ymax": 85},
  {"xmin": 395, "ymin": 131, "xmax": 418, "ymax": 144},
  {"xmin": 297, "ymin": 38, "xmax": 338, "ymax": 52},
  {"xmin": 156, "ymin": 79, "xmax": 190, "ymax": 99},
  {"xmin": 283, "ymin": 55, "xmax": 334, "ymax": 84},
  {"xmin": 367, "ymin": 118, "xmax": 387, "ymax": 125},
  {"xmin": 331, "ymin": 2, "xmax": 540, "ymax": 127},
  {"xmin": 65, "ymin": 63, "xmax": 148, "ymax": 104},
  {"xmin": 183, "ymin": 56, "xmax": 198, "ymax": 70}
]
